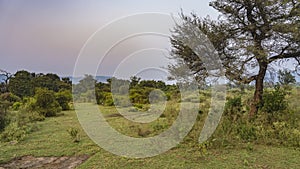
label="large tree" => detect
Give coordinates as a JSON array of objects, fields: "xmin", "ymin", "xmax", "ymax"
[
  {"xmin": 8, "ymin": 70, "xmax": 35, "ymax": 98},
  {"xmin": 170, "ymin": 0, "xmax": 300, "ymax": 117}
]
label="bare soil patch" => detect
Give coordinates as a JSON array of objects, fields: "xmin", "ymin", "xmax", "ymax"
[{"xmin": 0, "ymin": 155, "xmax": 89, "ymax": 169}]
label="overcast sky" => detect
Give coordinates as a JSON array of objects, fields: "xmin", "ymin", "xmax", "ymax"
[{"xmin": 0, "ymin": 0, "xmax": 218, "ymax": 76}]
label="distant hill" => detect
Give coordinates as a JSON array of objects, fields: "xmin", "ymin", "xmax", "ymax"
[{"xmin": 70, "ymin": 76, "xmax": 111, "ymax": 84}]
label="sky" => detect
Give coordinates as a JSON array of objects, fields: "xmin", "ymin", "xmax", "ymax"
[{"xmin": 0, "ymin": 0, "xmax": 218, "ymax": 77}]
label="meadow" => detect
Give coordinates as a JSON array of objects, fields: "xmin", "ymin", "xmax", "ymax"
[
  {"xmin": 1, "ymin": 72, "xmax": 300, "ymax": 168},
  {"xmin": 0, "ymin": 99, "xmax": 299, "ymax": 168}
]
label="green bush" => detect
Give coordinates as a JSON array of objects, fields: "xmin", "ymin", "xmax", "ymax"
[
  {"xmin": 19, "ymin": 108, "xmax": 45, "ymax": 122},
  {"xmin": 0, "ymin": 111, "xmax": 7, "ymax": 131},
  {"xmin": 261, "ymin": 86, "xmax": 287, "ymax": 115},
  {"xmin": 224, "ymin": 96, "xmax": 243, "ymax": 122},
  {"xmin": 259, "ymin": 85, "xmax": 291, "ymax": 125},
  {"xmin": 0, "ymin": 122, "xmax": 27, "ymax": 142},
  {"xmin": 67, "ymin": 127, "xmax": 81, "ymax": 143},
  {"xmin": 55, "ymin": 90, "xmax": 72, "ymax": 110},
  {"xmin": 34, "ymin": 88, "xmax": 62, "ymax": 117},
  {"xmin": 12, "ymin": 102, "xmax": 23, "ymax": 111},
  {"xmin": 0, "ymin": 92, "xmax": 21, "ymax": 103},
  {"xmin": 236, "ymin": 123, "xmax": 257, "ymax": 142},
  {"xmin": 113, "ymin": 95, "xmax": 131, "ymax": 107}
]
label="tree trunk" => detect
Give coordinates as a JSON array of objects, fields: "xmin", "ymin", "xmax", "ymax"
[{"xmin": 249, "ymin": 62, "xmax": 268, "ymax": 119}]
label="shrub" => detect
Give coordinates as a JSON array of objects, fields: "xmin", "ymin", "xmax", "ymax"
[
  {"xmin": 224, "ymin": 96, "xmax": 243, "ymax": 122},
  {"xmin": 34, "ymin": 88, "xmax": 62, "ymax": 117},
  {"xmin": 236, "ymin": 123, "xmax": 257, "ymax": 142},
  {"xmin": 261, "ymin": 85, "xmax": 288, "ymax": 122},
  {"xmin": 262, "ymin": 86, "xmax": 287, "ymax": 113},
  {"xmin": 0, "ymin": 110, "xmax": 7, "ymax": 131},
  {"xmin": 18, "ymin": 107, "xmax": 45, "ymax": 123},
  {"xmin": 12, "ymin": 102, "xmax": 23, "ymax": 111},
  {"xmin": 0, "ymin": 122, "xmax": 27, "ymax": 142},
  {"xmin": 67, "ymin": 128, "xmax": 81, "ymax": 143},
  {"xmin": 113, "ymin": 95, "xmax": 131, "ymax": 107},
  {"xmin": 55, "ymin": 90, "xmax": 72, "ymax": 110},
  {"xmin": 0, "ymin": 92, "xmax": 21, "ymax": 103}
]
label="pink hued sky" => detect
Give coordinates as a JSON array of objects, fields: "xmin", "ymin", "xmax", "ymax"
[{"xmin": 0, "ymin": 0, "xmax": 218, "ymax": 77}]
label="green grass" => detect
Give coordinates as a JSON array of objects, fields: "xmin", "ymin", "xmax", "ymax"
[
  {"xmin": 0, "ymin": 108, "xmax": 299, "ymax": 168},
  {"xmin": 0, "ymin": 111, "xmax": 101, "ymax": 163}
]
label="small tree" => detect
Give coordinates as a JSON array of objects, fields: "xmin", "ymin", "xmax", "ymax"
[
  {"xmin": 55, "ymin": 90, "xmax": 72, "ymax": 110},
  {"xmin": 34, "ymin": 88, "xmax": 61, "ymax": 117}
]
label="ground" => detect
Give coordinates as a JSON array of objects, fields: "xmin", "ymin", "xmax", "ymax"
[
  {"xmin": 0, "ymin": 108, "xmax": 299, "ymax": 168},
  {"xmin": 0, "ymin": 155, "xmax": 89, "ymax": 169}
]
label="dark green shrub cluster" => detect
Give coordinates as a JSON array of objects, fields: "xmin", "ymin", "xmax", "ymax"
[
  {"xmin": 0, "ymin": 71, "xmax": 73, "ymax": 143},
  {"xmin": 224, "ymin": 96, "xmax": 243, "ymax": 122},
  {"xmin": 34, "ymin": 88, "xmax": 62, "ymax": 117},
  {"xmin": 0, "ymin": 107, "xmax": 41, "ymax": 142},
  {"xmin": 261, "ymin": 85, "xmax": 288, "ymax": 121},
  {"xmin": 55, "ymin": 90, "xmax": 72, "ymax": 110},
  {"xmin": 94, "ymin": 76, "xmax": 180, "ymax": 107},
  {"xmin": 207, "ymin": 86, "xmax": 300, "ymax": 149},
  {"xmin": 0, "ymin": 122, "xmax": 28, "ymax": 142}
]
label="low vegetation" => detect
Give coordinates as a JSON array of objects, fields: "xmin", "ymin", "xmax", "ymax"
[{"xmin": 0, "ymin": 70, "xmax": 299, "ymax": 168}]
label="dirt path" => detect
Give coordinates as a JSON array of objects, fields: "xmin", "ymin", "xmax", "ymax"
[{"xmin": 0, "ymin": 155, "xmax": 89, "ymax": 169}]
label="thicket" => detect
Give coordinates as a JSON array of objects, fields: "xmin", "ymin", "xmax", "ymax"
[{"xmin": 0, "ymin": 70, "xmax": 72, "ymax": 142}]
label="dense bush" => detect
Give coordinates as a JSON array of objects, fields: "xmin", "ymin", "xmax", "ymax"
[
  {"xmin": 206, "ymin": 86, "xmax": 300, "ymax": 149},
  {"xmin": 55, "ymin": 90, "xmax": 72, "ymax": 110},
  {"xmin": 34, "ymin": 88, "xmax": 62, "ymax": 117},
  {"xmin": 261, "ymin": 85, "xmax": 288, "ymax": 123},
  {"xmin": 262, "ymin": 86, "xmax": 287, "ymax": 113},
  {"xmin": 0, "ymin": 93, "xmax": 21, "ymax": 131},
  {"xmin": 0, "ymin": 99, "xmax": 43, "ymax": 143},
  {"xmin": 0, "ymin": 122, "xmax": 27, "ymax": 142},
  {"xmin": 0, "ymin": 110, "xmax": 6, "ymax": 132},
  {"xmin": 224, "ymin": 96, "xmax": 243, "ymax": 122}
]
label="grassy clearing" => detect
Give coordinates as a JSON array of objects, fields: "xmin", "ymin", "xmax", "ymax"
[
  {"xmin": 0, "ymin": 111, "xmax": 100, "ymax": 163},
  {"xmin": 0, "ymin": 108, "xmax": 299, "ymax": 168}
]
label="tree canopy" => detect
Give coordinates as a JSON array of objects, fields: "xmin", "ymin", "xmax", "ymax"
[{"xmin": 170, "ymin": 0, "xmax": 300, "ymax": 117}]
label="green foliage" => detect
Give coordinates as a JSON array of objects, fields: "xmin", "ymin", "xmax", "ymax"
[
  {"xmin": 0, "ymin": 93, "xmax": 21, "ymax": 103},
  {"xmin": 236, "ymin": 123, "xmax": 257, "ymax": 142},
  {"xmin": 33, "ymin": 73, "xmax": 61, "ymax": 92},
  {"xmin": 8, "ymin": 71, "xmax": 71, "ymax": 98},
  {"xmin": 0, "ymin": 93, "xmax": 21, "ymax": 131},
  {"xmin": 73, "ymin": 75, "xmax": 96, "ymax": 94},
  {"xmin": 67, "ymin": 127, "xmax": 81, "ymax": 143},
  {"xmin": 129, "ymin": 87, "xmax": 151, "ymax": 105},
  {"xmin": 34, "ymin": 88, "xmax": 62, "ymax": 117},
  {"xmin": 8, "ymin": 70, "xmax": 34, "ymax": 98},
  {"xmin": 113, "ymin": 95, "xmax": 131, "ymax": 107},
  {"xmin": 18, "ymin": 107, "xmax": 45, "ymax": 123},
  {"xmin": 197, "ymin": 141, "xmax": 212, "ymax": 157},
  {"xmin": 12, "ymin": 102, "xmax": 22, "ymax": 111},
  {"xmin": 96, "ymin": 92, "xmax": 113, "ymax": 106},
  {"xmin": 278, "ymin": 69, "xmax": 296, "ymax": 86},
  {"xmin": 55, "ymin": 90, "xmax": 72, "ymax": 110},
  {"xmin": 261, "ymin": 86, "xmax": 288, "ymax": 122},
  {"xmin": 0, "ymin": 111, "xmax": 7, "ymax": 132},
  {"xmin": 169, "ymin": 0, "xmax": 300, "ymax": 116},
  {"xmin": 0, "ymin": 122, "xmax": 27, "ymax": 142},
  {"xmin": 94, "ymin": 77, "xmax": 179, "ymax": 108},
  {"xmin": 212, "ymin": 86, "xmax": 300, "ymax": 148},
  {"xmin": 224, "ymin": 96, "xmax": 243, "ymax": 122}
]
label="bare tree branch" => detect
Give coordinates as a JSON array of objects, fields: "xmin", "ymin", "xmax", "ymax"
[{"xmin": 268, "ymin": 51, "xmax": 300, "ymax": 63}]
